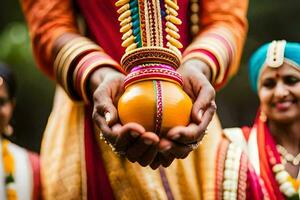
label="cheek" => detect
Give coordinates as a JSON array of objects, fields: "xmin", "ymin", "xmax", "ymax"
[
  {"xmin": 294, "ymin": 85, "xmax": 300, "ymax": 100},
  {"xmin": 1, "ymin": 105, "xmax": 13, "ymax": 121},
  {"xmin": 258, "ymin": 90, "xmax": 271, "ymax": 106}
]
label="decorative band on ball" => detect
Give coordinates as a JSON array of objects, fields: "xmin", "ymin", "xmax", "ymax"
[
  {"xmin": 123, "ymin": 65, "xmax": 183, "ymax": 88},
  {"xmin": 154, "ymin": 80, "xmax": 163, "ymax": 135},
  {"xmin": 121, "ymin": 47, "xmax": 181, "ymax": 73}
]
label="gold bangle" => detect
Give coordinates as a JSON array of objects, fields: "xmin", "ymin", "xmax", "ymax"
[
  {"xmin": 197, "ymin": 38, "xmax": 229, "ymax": 65},
  {"xmin": 182, "ymin": 52, "xmax": 218, "ymax": 84},
  {"xmin": 190, "ymin": 43, "xmax": 226, "ymax": 84},
  {"xmin": 60, "ymin": 44, "xmax": 101, "ymax": 95},
  {"xmin": 54, "ymin": 37, "xmax": 89, "ymax": 74},
  {"xmin": 72, "ymin": 51, "xmax": 106, "ymax": 88},
  {"xmin": 56, "ymin": 40, "xmax": 94, "ymax": 76},
  {"xmin": 80, "ymin": 59, "xmax": 120, "ymax": 103}
]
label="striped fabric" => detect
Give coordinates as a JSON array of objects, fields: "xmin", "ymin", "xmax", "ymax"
[{"xmin": 182, "ymin": 26, "xmax": 237, "ymax": 89}]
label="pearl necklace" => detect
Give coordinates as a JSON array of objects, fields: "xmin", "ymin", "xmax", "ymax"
[
  {"xmin": 272, "ymin": 163, "xmax": 300, "ymax": 199},
  {"xmin": 277, "ymin": 145, "xmax": 300, "ymax": 166}
]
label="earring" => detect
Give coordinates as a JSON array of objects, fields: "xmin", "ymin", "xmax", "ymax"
[
  {"xmin": 4, "ymin": 124, "xmax": 13, "ymax": 136},
  {"xmin": 259, "ymin": 111, "xmax": 267, "ymax": 122}
]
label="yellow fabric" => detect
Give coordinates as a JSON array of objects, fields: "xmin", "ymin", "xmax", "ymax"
[
  {"xmin": 41, "ymin": 86, "xmax": 223, "ymax": 199},
  {"xmin": 41, "ymin": 87, "xmax": 87, "ymax": 200}
]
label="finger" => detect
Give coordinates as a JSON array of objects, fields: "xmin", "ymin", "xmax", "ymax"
[
  {"xmin": 160, "ymin": 139, "xmax": 192, "ymax": 159},
  {"xmin": 93, "ymin": 86, "xmax": 119, "ymax": 126},
  {"xmin": 114, "ymin": 123, "xmax": 145, "ymax": 152},
  {"xmin": 158, "ymin": 140, "xmax": 176, "ymax": 166},
  {"xmin": 126, "ymin": 132, "xmax": 159, "ymax": 163},
  {"xmin": 197, "ymin": 101, "xmax": 216, "ymax": 133},
  {"xmin": 150, "ymin": 155, "xmax": 162, "ymax": 170},
  {"xmin": 166, "ymin": 124, "xmax": 203, "ymax": 144},
  {"xmin": 93, "ymin": 111, "xmax": 116, "ymax": 143},
  {"xmin": 160, "ymin": 153, "xmax": 175, "ymax": 168},
  {"xmin": 137, "ymin": 144, "xmax": 159, "ymax": 167},
  {"xmin": 171, "ymin": 102, "xmax": 216, "ymax": 144},
  {"xmin": 191, "ymin": 83, "xmax": 215, "ymax": 123}
]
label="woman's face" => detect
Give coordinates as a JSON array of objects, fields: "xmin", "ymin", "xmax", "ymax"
[
  {"xmin": 0, "ymin": 82, "xmax": 14, "ymax": 134},
  {"xmin": 258, "ymin": 62, "xmax": 300, "ymax": 123}
]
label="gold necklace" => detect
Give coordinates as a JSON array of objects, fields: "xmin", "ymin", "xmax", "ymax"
[{"xmin": 276, "ymin": 144, "xmax": 300, "ymax": 166}]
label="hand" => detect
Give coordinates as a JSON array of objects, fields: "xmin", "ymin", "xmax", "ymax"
[
  {"xmin": 89, "ymin": 67, "xmax": 160, "ymax": 166},
  {"xmin": 154, "ymin": 59, "xmax": 216, "ymax": 167},
  {"xmin": 170, "ymin": 59, "xmax": 216, "ymax": 142}
]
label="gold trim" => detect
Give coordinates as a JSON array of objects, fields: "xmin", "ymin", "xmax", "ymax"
[{"xmin": 121, "ymin": 47, "xmax": 181, "ymax": 72}]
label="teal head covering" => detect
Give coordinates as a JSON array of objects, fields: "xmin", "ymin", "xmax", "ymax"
[{"xmin": 248, "ymin": 40, "xmax": 300, "ymax": 92}]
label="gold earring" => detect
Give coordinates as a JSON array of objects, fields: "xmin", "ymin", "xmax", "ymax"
[
  {"xmin": 259, "ymin": 111, "xmax": 267, "ymax": 122},
  {"xmin": 4, "ymin": 125, "xmax": 13, "ymax": 136}
]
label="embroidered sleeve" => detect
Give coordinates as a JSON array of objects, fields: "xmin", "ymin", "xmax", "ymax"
[
  {"xmin": 21, "ymin": 0, "xmax": 122, "ymax": 102},
  {"xmin": 182, "ymin": 0, "xmax": 248, "ymax": 89}
]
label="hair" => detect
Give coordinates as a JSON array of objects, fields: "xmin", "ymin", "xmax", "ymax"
[{"xmin": 0, "ymin": 63, "xmax": 17, "ymax": 99}]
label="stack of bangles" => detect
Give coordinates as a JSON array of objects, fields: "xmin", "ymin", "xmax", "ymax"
[
  {"xmin": 124, "ymin": 64, "xmax": 183, "ymax": 88},
  {"xmin": 53, "ymin": 35, "xmax": 123, "ymax": 103}
]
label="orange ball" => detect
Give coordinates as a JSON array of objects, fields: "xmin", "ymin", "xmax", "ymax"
[{"xmin": 118, "ymin": 80, "xmax": 192, "ymax": 134}]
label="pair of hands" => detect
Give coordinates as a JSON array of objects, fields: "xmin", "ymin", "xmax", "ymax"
[{"xmin": 89, "ymin": 59, "xmax": 216, "ymax": 169}]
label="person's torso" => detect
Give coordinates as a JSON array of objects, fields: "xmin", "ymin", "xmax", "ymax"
[{"xmin": 75, "ymin": 0, "xmax": 192, "ymax": 62}]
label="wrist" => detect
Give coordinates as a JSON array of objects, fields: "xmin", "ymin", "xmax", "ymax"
[
  {"xmin": 181, "ymin": 59, "xmax": 212, "ymax": 81},
  {"xmin": 88, "ymin": 66, "xmax": 123, "ymax": 98}
]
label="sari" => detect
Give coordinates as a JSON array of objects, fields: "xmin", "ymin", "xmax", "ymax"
[
  {"xmin": 0, "ymin": 135, "xmax": 40, "ymax": 200},
  {"xmin": 224, "ymin": 111, "xmax": 300, "ymax": 200}
]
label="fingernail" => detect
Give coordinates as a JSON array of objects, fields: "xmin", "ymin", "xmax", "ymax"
[
  {"xmin": 130, "ymin": 131, "xmax": 139, "ymax": 138},
  {"xmin": 197, "ymin": 110, "xmax": 203, "ymax": 121},
  {"xmin": 160, "ymin": 145, "xmax": 171, "ymax": 153},
  {"xmin": 171, "ymin": 134, "xmax": 180, "ymax": 140},
  {"xmin": 105, "ymin": 112, "xmax": 111, "ymax": 123},
  {"xmin": 144, "ymin": 139, "xmax": 153, "ymax": 145}
]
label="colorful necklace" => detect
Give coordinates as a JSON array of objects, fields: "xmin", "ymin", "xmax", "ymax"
[
  {"xmin": 267, "ymin": 142, "xmax": 300, "ymax": 199},
  {"xmin": 1, "ymin": 138, "xmax": 18, "ymax": 200},
  {"xmin": 277, "ymin": 144, "xmax": 300, "ymax": 166},
  {"xmin": 272, "ymin": 163, "xmax": 300, "ymax": 200}
]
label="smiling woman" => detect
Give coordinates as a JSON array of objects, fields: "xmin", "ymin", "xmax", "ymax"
[
  {"xmin": 223, "ymin": 41, "xmax": 300, "ymax": 199},
  {"xmin": 259, "ymin": 62, "xmax": 300, "ymax": 124}
]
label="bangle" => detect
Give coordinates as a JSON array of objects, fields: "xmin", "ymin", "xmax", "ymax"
[
  {"xmin": 60, "ymin": 44, "xmax": 101, "ymax": 94},
  {"xmin": 75, "ymin": 54, "xmax": 120, "ymax": 103},
  {"xmin": 99, "ymin": 131, "xmax": 125, "ymax": 155},
  {"xmin": 121, "ymin": 47, "xmax": 181, "ymax": 73},
  {"xmin": 54, "ymin": 37, "xmax": 90, "ymax": 75},
  {"xmin": 72, "ymin": 51, "xmax": 106, "ymax": 89},
  {"xmin": 182, "ymin": 50, "xmax": 219, "ymax": 84}
]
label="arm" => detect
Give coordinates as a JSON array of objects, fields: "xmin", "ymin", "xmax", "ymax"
[
  {"xmin": 21, "ymin": 0, "xmax": 160, "ymax": 167},
  {"xmin": 21, "ymin": 0, "xmax": 122, "ymax": 102},
  {"xmin": 183, "ymin": 0, "xmax": 248, "ymax": 89},
  {"xmin": 162, "ymin": 0, "xmax": 248, "ymax": 157}
]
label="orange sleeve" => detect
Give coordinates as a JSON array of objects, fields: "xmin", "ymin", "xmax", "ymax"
[
  {"xmin": 21, "ymin": 0, "xmax": 122, "ymax": 103},
  {"xmin": 183, "ymin": 0, "xmax": 248, "ymax": 89},
  {"xmin": 21, "ymin": 0, "xmax": 78, "ymax": 78}
]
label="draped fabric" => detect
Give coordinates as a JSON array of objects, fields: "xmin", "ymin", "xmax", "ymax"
[
  {"xmin": 0, "ymin": 136, "xmax": 40, "ymax": 200},
  {"xmin": 22, "ymin": 0, "xmax": 248, "ymax": 88},
  {"xmin": 41, "ymin": 86, "xmax": 231, "ymax": 199},
  {"xmin": 21, "ymin": 0, "xmax": 248, "ymax": 199},
  {"xmin": 223, "ymin": 112, "xmax": 289, "ymax": 200}
]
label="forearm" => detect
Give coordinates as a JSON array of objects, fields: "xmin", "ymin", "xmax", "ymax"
[
  {"xmin": 21, "ymin": 0, "xmax": 123, "ymax": 103},
  {"xmin": 21, "ymin": 0, "xmax": 78, "ymax": 78}
]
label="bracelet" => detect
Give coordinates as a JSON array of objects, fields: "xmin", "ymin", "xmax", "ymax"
[{"xmin": 99, "ymin": 131, "xmax": 125, "ymax": 156}]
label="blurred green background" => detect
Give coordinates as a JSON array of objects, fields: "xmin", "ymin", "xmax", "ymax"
[{"xmin": 0, "ymin": 0, "xmax": 299, "ymax": 152}]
